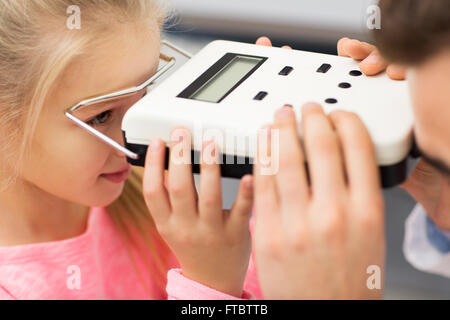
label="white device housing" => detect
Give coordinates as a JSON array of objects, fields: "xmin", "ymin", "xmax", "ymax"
[{"xmin": 123, "ymin": 40, "xmax": 413, "ymax": 170}]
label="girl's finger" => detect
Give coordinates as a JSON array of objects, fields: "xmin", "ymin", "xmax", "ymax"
[
  {"xmin": 386, "ymin": 64, "xmax": 407, "ymax": 81},
  {"xmin": 273, "ymin": 106, "xmax": 309, "ymax": 212},
  {"xmin": 282, "ymin": 45, "xmax": 292, "ymax": 50},
  {"xmin": 229, "ymin": 174, "xmax": 254, "ymax": 226},
  {"xmin": 328, "ymin": 111, "xmax": 381, "ymax": 201},
  {"xmin": 256, "ymin": 36, "xmax": 272, "ymax": 47},
  {"xmin": 301, "ymin": 103, "xmax": 346, "ymax": 201},
  {"xmin": 168, "ymin": 128, "xmax": 198, "ymax": 220},
  {"xmin": 143, "ymin": 138, "xmax": 171, "ymax": 224},
  {"xmin": 359, "ymin": 49, "xmax": 389, "ymax": 76},
  {"xmin": 199, "ymin": 140, "xmax": 223, "ymax": 226}
]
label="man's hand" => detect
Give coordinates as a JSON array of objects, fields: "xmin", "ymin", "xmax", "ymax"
[
  {"xmin": 338, "ymin": 37, "xmax": 450, "ymax": 231},
  {"xmin": 256, "ymin": 36, "xmax": 292, "ymax": 50},
  {"xmin": 337, "ymin": 37, "xmax": 406, "ymax": 80},
  {"xmin": 253, "ymin": 104, "xmax": 386, "ymax": 299},
  {"xmin": 401, "ymin": 160, "xmax": 450, "ymax": 231}
]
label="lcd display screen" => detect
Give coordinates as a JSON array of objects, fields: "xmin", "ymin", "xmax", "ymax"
[{"xmin": 178, "ymin": 53, "xmax": 267, "ymax": 103}]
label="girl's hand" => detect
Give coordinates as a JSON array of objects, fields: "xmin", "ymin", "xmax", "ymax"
[
  {"xmin": 253, "ymin": 104, "xmax": 386, "ymax": 299},
  {"xmin": 143, "ymin": 128, "xmax": 254, "ymax": 297}
]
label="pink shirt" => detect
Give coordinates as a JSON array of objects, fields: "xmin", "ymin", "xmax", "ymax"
[{"xmin": 0, "ymin": 206, "xmax": 262, "ymax": 300}]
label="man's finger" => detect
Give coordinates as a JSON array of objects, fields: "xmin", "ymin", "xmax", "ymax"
[
  {"xmin": 359, "ymin": 49, "xmax": 389, "ymax": 76},
  {"xmin": 328, "ymin": 111, "xmax": 381, "ymax": 200},
  {"xmin": 253, "ymin": 125, "xmax": 279, "ymax": 218},
  {"xmin": 337, "ymin": 37, "xmax": 351, "ymax": 57},
  {"xmin": 256, "ymin": 36, "xmax": 272, "ymax": 47},
  {"xmin": 344, "ymin": 39, "xmax": 376, "ymax": 60},
  {"xmin": 301, "ymin": 103, "xmax": 346, "ymax": 201},
  {"xmin": 273, "ymin": 106, "xmax": 309, "ymax": 212},
  {"xmin": 386, "ymin": 64, "xmax": 407, "ymax": 81}
]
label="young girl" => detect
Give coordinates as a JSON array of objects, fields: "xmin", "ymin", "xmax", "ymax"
[{"xmin": 0, "ymin": 0, "xmax": 261, "ymax": 299}]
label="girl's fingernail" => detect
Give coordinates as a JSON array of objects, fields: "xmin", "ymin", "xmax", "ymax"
[
  {"xmin": 151, "ymin": 139, "xmax": 161, "ymax": 152},
  {"xmin": 245, "ymin": 177, "xmax": 254, "ymax": 191},
  {"xmin": 205, "ymin": 140, "xmax": 216, "ymax": 155},
  {"xmin": 172, "ymin": 128, "xmax": 186, "ymax": 143},
  {"xmin": 202, "ymin": 140, "xmax": 217, "ymax": 163}
]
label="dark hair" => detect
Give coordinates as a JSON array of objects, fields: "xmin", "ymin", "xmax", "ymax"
[{"xmin": 374, "ymin": 0, "xmax": 450, "ymax": 65}]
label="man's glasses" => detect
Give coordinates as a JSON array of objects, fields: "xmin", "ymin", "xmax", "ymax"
[{"xmin": 64, "ymin": 40, "xmax": 192, "ymax": 160}]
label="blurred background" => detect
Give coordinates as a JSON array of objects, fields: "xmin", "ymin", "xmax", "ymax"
[{"xmin": 160, "ymin": 0, "xmax": 450, "ymax": 299}]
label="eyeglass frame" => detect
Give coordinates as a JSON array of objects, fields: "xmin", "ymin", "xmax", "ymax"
[{"xmin": 64, "ymin": 40, "xmax": 192, "ymax": 160}]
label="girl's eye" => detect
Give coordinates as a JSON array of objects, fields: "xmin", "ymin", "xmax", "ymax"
[{"xmin": 86, "ymin": 110, "xmax": 113, "ymax": 127}]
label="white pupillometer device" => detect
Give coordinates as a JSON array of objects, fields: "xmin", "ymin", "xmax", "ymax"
[{"xmin": 122, "ymin": 40, "xmax": 415, "ymax": 188}]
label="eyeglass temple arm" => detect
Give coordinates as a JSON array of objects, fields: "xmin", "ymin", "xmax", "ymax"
[
  {"xmin": 161, "ymin": 40, "xmax": 193, "ymax": 60},
  {"xmin": 66, "ymin": 40, "xmax": 192, "ymax": 161},
  {"xmin": 64, "ymin": 62, "xmax": 172, "ymax": 161},
  {"xmin": 66, "ymin": 111, "xmax": 140, "ymax": 160}
]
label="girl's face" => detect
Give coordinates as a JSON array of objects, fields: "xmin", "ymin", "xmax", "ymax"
[{"xmin": 21, "ymin": 26, "xmax": 161, "ymax": 207}]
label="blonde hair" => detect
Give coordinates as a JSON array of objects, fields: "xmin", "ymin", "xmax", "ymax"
[{"xmin": 0, "ymin": 0, "xmax": 172, "ymax": 297}]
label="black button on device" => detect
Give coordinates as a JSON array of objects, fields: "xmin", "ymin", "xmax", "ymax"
[
  {"xmin": 279, "ymin": 66, "xmax": 294, "ymax": 76},
  {"xmin": 338, "ymin": 82, "xmax": 352, "ymax": 89},
  {"xmin": 325, "ymin": 98, "xmax": 338, "ymax": 104},
  {"xmin": 317, "ymin": 63, "xmax": 332, "ymax": 73},
  {"xmin": 349, "ymin": 70, "xmax": 363, "ymax": 76},
  {"xmin": 254, "ymin": 91, "xmax": 268, "ymax": 101}
]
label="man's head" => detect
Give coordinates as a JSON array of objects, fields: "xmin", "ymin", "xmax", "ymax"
[{"xmin": 374, "ymin": 0, "xmax": 450, "ymax": 176}]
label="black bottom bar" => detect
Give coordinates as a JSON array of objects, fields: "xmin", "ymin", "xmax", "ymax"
[{"xmin": 124, "ymin": 138, "xmax": 408, "ymax": 189}]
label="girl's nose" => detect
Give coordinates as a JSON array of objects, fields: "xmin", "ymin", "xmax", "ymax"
[{"xmin": 109, "ymin": 128, "xmax": 128, "ymax": 158}]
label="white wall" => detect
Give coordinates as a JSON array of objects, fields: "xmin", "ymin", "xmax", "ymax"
[{"xmin": 167, "ymin": 0, "xmax": 379, "ymax": 43}]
